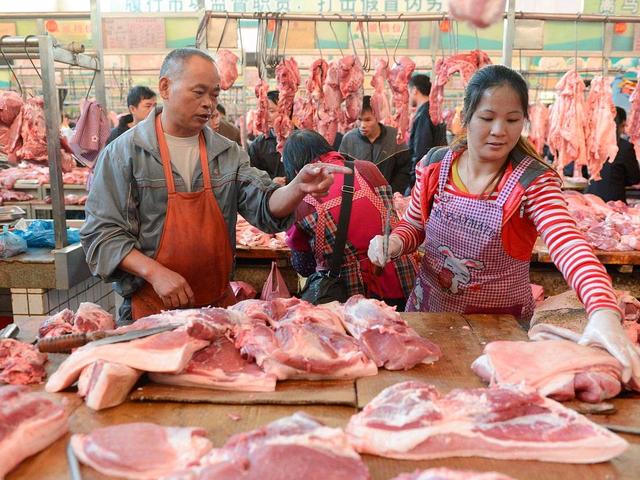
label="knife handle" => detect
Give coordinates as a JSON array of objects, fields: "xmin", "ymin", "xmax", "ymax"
[{"xmin": 38, "ymin": 333, "xmax": 88, "ymax": 352}]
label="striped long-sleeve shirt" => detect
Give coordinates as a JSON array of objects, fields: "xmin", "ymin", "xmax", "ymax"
[{"xmin": 394, "ymin": 156, "xmax": 621, "ymax": 316}]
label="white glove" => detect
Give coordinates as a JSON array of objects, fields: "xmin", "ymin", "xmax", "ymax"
[
  {"xmin": 579, "ymin": 308, "xmax": 640, "ymax": 383},
  {"xmin": 368, "ymin": 234, "xmax": 403, "ymax": 268}
]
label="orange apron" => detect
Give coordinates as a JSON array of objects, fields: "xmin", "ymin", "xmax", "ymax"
[{"xmin": 131, "ymin": 114, "xmax": 235, "ymax": 320}]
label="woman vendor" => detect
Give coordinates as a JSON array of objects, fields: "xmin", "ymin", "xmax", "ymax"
[{"xmin": 368, "ymin": 64, "xmax": 640, "ymax": 382}]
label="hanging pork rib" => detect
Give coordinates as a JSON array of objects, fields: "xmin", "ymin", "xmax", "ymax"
[
  {"xmin": 627, "ymin": 73, "xmax": 640, "ymax": 160},
  {"xmin": 317, "ymin": 60, "xmax": 344, "ymax": 146},
  {"xmin": 584, "ymin": 76, "xmax": 618, "ymax": 181},
  {"xmin": 370, "ymin": 58, "xmax": 392, "ymax": 124},
  {"xmin": 273, "ymin": 58, "xmax": 301, "ymax": 153},
  {"xmin": 338, "ymin": 55, "xmax": 364, "ymax": 132},
  {"xmin": 528, "ymin": 102, "xmax": 549, "ymax": 156},
  {"xmin": 295, "ymin": 58, "xmax": 328, "ymax": 130},
  {"xmin": 388, "ymin": 56, "xmax": 416, "ymax": 144},
  {"xmin": 216, "ymin": 49, "xmax": 239, "ymax": 90},
  {"xmin": 254, "ymin": 79, "xmax": 270, "ymax": 136},
  {"xmin": 449, "ymin": 0, "xmax": 507, "ymax": 29}
]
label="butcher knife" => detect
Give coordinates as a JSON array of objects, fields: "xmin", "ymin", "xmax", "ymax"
[
  {"xmin": 0, "ymin": 323, "xmax": 19, "ymax": 339},
  {"xmin": 373, "ymin": 206, "xmax": 392, "ymax": 276},
  {"xmin": 67, "ymin": 442, "xmax": 83, "ymax": 480},
  {"xmin": 601, "ymin": 424, "xmax": 640, "ymax": 436},
  {"xmin": 37, "ymin": 324, "xmax": 180, "ymax": 353}
]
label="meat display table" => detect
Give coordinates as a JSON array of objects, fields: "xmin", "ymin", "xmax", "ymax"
[
  {"xmin": 8, "ymin": 313, "xmax": 640, "ymax": 480},
  {"xmin": 531, "ymin": 238, "xmax": 640, "ymax": 297}
]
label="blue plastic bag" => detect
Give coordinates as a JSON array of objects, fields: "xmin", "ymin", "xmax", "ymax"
[
  {"xmin": 15, "ymin": 220, "xmax": 80, "ymax": 248},
  {"xmin": 0, "ymin": 226, "xmax": 27, "ymax": 258}
]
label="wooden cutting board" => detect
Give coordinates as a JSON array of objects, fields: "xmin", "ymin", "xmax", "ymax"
[{"xmin": 129, "ymin": 377, "xmax": 357, "ymax": 406}]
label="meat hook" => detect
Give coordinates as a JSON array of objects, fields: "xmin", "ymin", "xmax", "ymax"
[
  {"xmin": 377, "ymin": 20, "xmax": 390, "ymax": 64},
  {"xmin": 392, "ymin": 14, "xmax": 407, "ymax": 65},
  {"xmin": 314, "ymin": 21, "xmax": 324, "ymax": 60},
  {"xmin": 24, "ymin": 35, "xmax": 42, "ymax": 80},
  {"xmin": 85, "ymin": 57, "xmax": 99, "ymax": 101},
  {"xmin": 214, "ymin": 12, "xmax": 230, "ymax": 53},
  {"xmin": 328, "ymin": 20, "xmax": 345, "ymax": 57}
]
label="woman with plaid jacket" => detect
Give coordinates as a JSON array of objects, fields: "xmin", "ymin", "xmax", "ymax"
[
  {"xmin": 368, "ymin": 64, "xmax": 640, "ymax": 383},
  {"xmin": 282, "ymin": 129, "xmax": 417, "ymax": 310}
]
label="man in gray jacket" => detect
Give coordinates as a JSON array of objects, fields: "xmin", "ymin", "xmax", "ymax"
[
  {"xmin": 81, "ymin": 48, "xmax": 347, "ymax": 324},
  {"xmin": 339, "ymin": 95, "xmax": 410, "ymax": 193}
]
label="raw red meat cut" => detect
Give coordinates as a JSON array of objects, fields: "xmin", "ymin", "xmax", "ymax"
[
  {"xmin": 371, "ymin": 58, "xmax": 392, "ymax": 124},
  {"xmin": 70, "ymin": 422, "xmax": 213, "ymax": 480},
  {"xmin": 38, "ymin": 308, "xmax": 75, "ymax": 338},
  {"xmin": 0, "ymin": 188, "xmax": 33, "ymax": 203},
  {"xmin": 15, "ymin": 97, "xmax": 48, "ymax": 162},
  {"xmin": 0, "ymin": 162, "xmax": 49, "ymax": 188},
  {"xmin": 388, "ymin": 57, "xmax": 416, "ymax": 144},
  {"xmin": 391, "ymin": 469, "xmax": 515, "ymax": 480},
  {"xmin": 342, "ymin": 295, "xmax": 441, "ymax": 370},
  {"xmin": 527, "ymin": 102, "xmax": 549, "ymax": 155},
  {"xmin": 471, "ymin": 340, "xmax": 624, "ymax": 403},
  {"xmin": 45, "ymin": 320, "xmax": 214, "ymax": 393},
  {"xmin": 449, "ymin": 0, "xmax": 506, "ymax": 28},
  {"xmin": 0, "ymin": 385, "xmax": 69, "ymax": 478},
  {"xmin": 317, "ymin": 60, "xmax": 344, "ymax": 146},
  {"xmin": 230, "ymin": 280, "xmax": 257, "ymax": 302},
  {"xmin": 0, "ymin": 339, "xmax": 48, "ymax": 385},
  {"xmin": 295, "ymin": 58, "xmax": 328, "ymax": 130},
  {"xmin": 168, "ymin": 412, "xmax": 370, "ymax": 480},
  {"xmin": 548, "ymin": 71, "xmax": 588, "ymax": 178},
  {"xmin": 236, "ymin": 215, "xmax": 287, "ymax": 249},
  {"xmin": 0, "ymin": 90, "xmax": 23, "ymax": 125},
  {"xmin": 73, "ymin": 302, "xmax": 115, "ymax": 332},
  {"xmin": 429, "ymin": 51, "xmax": 491, "ymax": 125},
  {"xmin": 339, "ymin": 55, "xmax": 365, "ymax": 131},
  {"xmin": 346, "ymin": 381, "xmax": 628, "ymax": 463},
  {"xmin": 273, "ymin": 57, "xmax": 301, "ymax": 153},
  {"xmin": 77, "ymin": 360, "xmax": 142, "ymax": 410},
  {"xmin": 271, "ymin": 299, "xmax": 346, "ymax": 333},
  {"xmin": 627, "ymin": 72, "xmax": 640, "ymax": 160},
  {"xmin": 254, "ymin": 79, "xmax": 270, "ymax": 135},
  {"xmin": 236, "ymin": 320, "xmax": 377, "ymax": 380},
  {"xmin": 216, "ymin": 49, "xmax": 239, "ymax": 90},
  {"xmin": 62, "ymin": 166, "xmax": 90, "ymax": 185},
  {"xmin": 150, "ymin": 334, "xmax": 277, "ymax": 392},
  {"xmin": 584, "ymin": 76, "xmax": 619, "ymax": 181},
  {"xmin": 229, "ymin": 299, "xmax": 273, "ymax": 324}
]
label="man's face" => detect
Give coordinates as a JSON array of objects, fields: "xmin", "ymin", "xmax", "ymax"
[
  {"xmin": 209, "ymin": 108, "xmax": 221, "ymax": 130},
  {"xmin": 129, "ymin": 97, "xmax": 157, "ymax": 124},
  {"xmin": 409, "ymin": 86, "xmax": 417, "ymax": 108},
  {"xmin": 267, "ymin": 99, "xmax": 278, "ymax": 127},
  {"xmin": 159, "ymin": 56, "xmax": 220, "ymax": 136},
  {"xmin": 358, "ymin": 110, "xmax": 379, "ymax": 138}
]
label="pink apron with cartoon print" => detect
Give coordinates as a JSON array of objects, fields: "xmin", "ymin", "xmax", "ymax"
[{"xmin": 406, "ymin": 150, "xmax": 536, "ymax": 323}]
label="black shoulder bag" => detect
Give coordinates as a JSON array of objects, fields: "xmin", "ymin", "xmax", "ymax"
[{"xmin": 299, "ymin": 160, "xmax": 355, "ymax": 305}]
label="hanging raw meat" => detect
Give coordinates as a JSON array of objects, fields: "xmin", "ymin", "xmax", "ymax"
[
  {"xmin": 216, "ymin": 49, "xmax": 239, "ymax": 90},
  {"xmin": 547, "ymin": 71, "xmax": 588, "ymax": 178},
  {"xmin": 273, "ymin": 57, "xmax": 301, "ymax": 153},
  {"xmin": 627, "ymin": 73, "xmax": 640, "ymax": 160},
  {"xmin": 449, "ymin": 0, "xmax": 507, "ymax": 29},
  {"xmin": 254, "ymin": 79, "xmax": 270, "ymax": 135},
  {"xmin": 388, "ymin": 56, "xmax": 416, "ymax": 144},
  {"xmin": 429, "ymin": 50, "xmax": 492, "ymax": 125},
  {"xmin": 584, "ymin": 76, "xmax": 619, "ymax": 181},
  {"xmin": 338, "ymin": 55, "xmax": 365, "ymax": 132},
  {"xmin": 317, "ymin": 60, "xmax": 344, "ymax": 146},
  {"xmin": 528, "ymin": 101, "xmax": 549, "ymax": 155},
  {"xmin": 370, "ymin": 58, "xmax": 392, "ymax": 124},
  {"xmin": 295, "ymin": 58, "xmax": 328, "ymax": 130}
]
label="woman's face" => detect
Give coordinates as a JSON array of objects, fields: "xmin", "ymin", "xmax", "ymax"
[{"xmin": 466, "ymin": 85, "xmax": 525, "ymax": 163}]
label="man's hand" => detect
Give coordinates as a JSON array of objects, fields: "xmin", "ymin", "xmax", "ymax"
[
  {"xmin": 268, "ymin": 162, "xmax": 353, "ymax": 218},
  {"xmin": 273, "ymin": 176, "xmax": 287, "ymax": 186},
  {"xmin": 147, "ymin": 264, "xmax": 195, "ymax": 309},
  {"xmin": 290, "ymin": 162, "xmax": 353, "ymax": 199}
]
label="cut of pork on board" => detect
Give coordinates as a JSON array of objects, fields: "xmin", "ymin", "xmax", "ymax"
[
  {"xmin": 76, "ymin": 360, "xmax": 142, "ymax": 410},
  {"xmin": 0, "ymin": 385, "xmax": 69, "ymax": 479},
  {"xmin": 71, "ymin": 422, "xmax": 213, "ymax": 480},
  {"xmin": 166, "ymin": 412, "xmax": 370, "ymax": 480},
  {"xmin": 471, "ymin": 340, "xmax": 624, "ymax": 403},
  {"xmin": 342, "ymin": 295, "xmax": 441, "ymax": 370},
  {"xmin": 0, "ymin": 338, "xmax": 48, "ymax": 385},
  {"xmin": 346, "ymin": 381, "xmax": 628, "ymax": 463},
  {"xmin": 149, "ymin": 334, "xmax": 277, "ymax": 392}
]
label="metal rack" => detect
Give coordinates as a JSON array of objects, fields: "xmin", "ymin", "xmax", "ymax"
[{"xmin": 0, "ymin": 34, "xmax": 104, "ymax": 249}]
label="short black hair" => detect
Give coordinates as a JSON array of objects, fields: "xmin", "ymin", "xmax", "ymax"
[
  {"xmin": 615, "ymin": 106, "xmax": 627, "ymax": 127},
  {"xmin": 409, "ymin": 74, "xmax": 431, "ymax": 96},
  {"xmin": 267, "ymin": 90, "xmax": 279, "ymax": 104},
  {"xmin": 361, "ymin": 95, "xmax": 373, "ymax": 115},
  {"xmin": 127, "ymin": 86, "xmax": 156, "ymax": 108},
  {"xmin": 282, "ymin": 130, "xmax": 333, "ymax": 182},
  {"xmin": 160, "ymin": 48, "xmax": 214, "ymax": 79},
  {"xmin": 216, "ymin": 104, "xmax": 226, "ymax": 115}
]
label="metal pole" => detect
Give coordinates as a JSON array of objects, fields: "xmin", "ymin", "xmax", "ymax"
[
  {"xmin": 502, "ymin": 0, "xmax": 516, "ymax": 67},
  {"xmin": 602, "ymin": 22, "xmax": 614, "ymax": 77},
  {"xmin": 39, "ymin": 35, "xmax": 68, "ymax": 249},
  {"xmin": 90, "ymin": 0, "xmax": 107, "ymax": 109}
]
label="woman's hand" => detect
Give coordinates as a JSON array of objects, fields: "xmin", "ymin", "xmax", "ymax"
[{"xmin": 368, "ymin": 234, "xmax": 403, "ymax": 267}]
